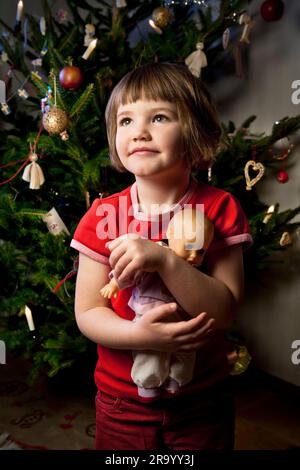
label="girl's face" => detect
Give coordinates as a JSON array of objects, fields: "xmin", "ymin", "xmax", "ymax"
[{"xmin": 115, "ymin": 100, "xmax": 186, "ymax": 179}]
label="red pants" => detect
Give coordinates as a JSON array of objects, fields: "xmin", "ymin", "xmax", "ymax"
[{"xmin": 95, "ymin": 381, "xmax": 235, "ymax": 450}]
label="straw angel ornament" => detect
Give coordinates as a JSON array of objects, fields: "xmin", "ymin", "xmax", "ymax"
[
  {"xmin": 22, "ymin": 144, "xmax": 45, "ymax": 190},
  {"xmin": 185, "ymin": 42, "xmax": 207, "ymax": 77}
]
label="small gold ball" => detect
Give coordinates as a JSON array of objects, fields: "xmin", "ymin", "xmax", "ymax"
[{"xmin": 43, "ymin": 106, "xmax": 69, "ymax": 135}]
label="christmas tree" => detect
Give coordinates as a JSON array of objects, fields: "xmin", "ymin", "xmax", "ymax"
[{"xmin": 0, "ymin": 0, "xmax": 299, "ymax": 381}]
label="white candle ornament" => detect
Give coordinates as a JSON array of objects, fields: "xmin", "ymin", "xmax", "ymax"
[
  {"xmin": 263, "ymin": 204, "xmax": 275, "ymax": 224},
  {"xmin": 0, "ymin": 80, "xmax": 6, "ymax": 104},
  {"xmin": 40, "ymin": 17, "xmax": 46, "ymax": 35},
  {"xmin": 24, "ymin": 305, "xmax": 35, "ymax": 331},
  {"xmin": 16, "ymin": 1, "xmax": 23, "ymax": 22},
  {"xmin": 82, "ymin": 38, "xmax": 97, "ymax": 60}
]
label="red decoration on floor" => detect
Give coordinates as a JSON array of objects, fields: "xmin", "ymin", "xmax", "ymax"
[
  {"xmin": 60, "ymin": 423, "xmax": 73, "ymax": 429},
  {"xmin": 14, "ymin": 438, "xmax": 50, "ymax": 450},
  {"xmin": 59, "ymin": 411, "xmax": 79, "ymax": 430}
]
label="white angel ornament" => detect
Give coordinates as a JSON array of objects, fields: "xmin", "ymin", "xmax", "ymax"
[{"xmin": 185, "ymin": 42, "xmax": 207, "ymax": 78}]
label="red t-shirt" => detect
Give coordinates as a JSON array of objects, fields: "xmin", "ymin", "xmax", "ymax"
[{"xmin": 71, "ymin": 178, "xmax": 252, "ymax": 402}]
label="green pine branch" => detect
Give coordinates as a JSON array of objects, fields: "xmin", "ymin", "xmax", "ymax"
[{"xmin": 69, "ymin": 83, "xmax": 95, "ymax": 119}]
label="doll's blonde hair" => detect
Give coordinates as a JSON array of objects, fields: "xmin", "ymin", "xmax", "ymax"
[{"xmin": 105, "ymin": 62, "xmax": 221, "ymax": 172}]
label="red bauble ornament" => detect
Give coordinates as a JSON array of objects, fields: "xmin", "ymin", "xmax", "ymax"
[
  {"xmin": 59, "ymin": 66, "xmax": 84, "ymax": 90},
  {"xmin": 260, "ymin": 0, "xmax": 284, "ymax": 22},
  {"xmin": 277, "ymin": 169, "xmax": 289, "ymax": 183}
]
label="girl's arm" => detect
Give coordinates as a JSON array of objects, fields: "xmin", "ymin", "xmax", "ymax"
[
  {"xmin": 75, "ymin": 253, "xmax": 214, "ymax": 351},
  {"xmin": 107, "ymin": 237, "xmax": 243, "ymax": 330},
  {"xmin": 158, "ymin": 244, "xmax": 244, "ymax": 329}
]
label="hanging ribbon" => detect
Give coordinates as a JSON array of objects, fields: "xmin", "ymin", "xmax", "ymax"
[
  {"xmin": 233, "ymin": 43, "xmax": 244, "ymax": 78},
  {"xmin": 23, "ymin": 17, "xmax": 29, "ymax": 49},
  {"xmin": 0, "ymin": 123, "xmax": 44, "ymax": 188},
  {"xmin": 53, "ymin": 258, "xmax": 79, "ymax": 296},
  {"xmin": 0, "ymin": 158, "xmax": 30, "ymax": 186}
]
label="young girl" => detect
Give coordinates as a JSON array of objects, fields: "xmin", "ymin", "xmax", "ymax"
[
  {"xmin": 71, "ymin": 62, "xmax": 252, "ymax": 450},
  {"xmin": 100, "ymin": 209, "xmax": 215, "ymax": 399}
]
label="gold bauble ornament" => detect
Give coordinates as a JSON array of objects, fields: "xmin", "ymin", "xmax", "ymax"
[
  {"xmin": 149, "ymin": 7, "xmax": 172, "ymax": 34},
  {"xmin": 43, "ymin": 106, "xmax": 69, "ymax": 135}
]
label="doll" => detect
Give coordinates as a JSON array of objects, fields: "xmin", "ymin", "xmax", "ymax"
[{"xmin": 100, "ymin": 208, "xmax": 214, "ymax": 397}]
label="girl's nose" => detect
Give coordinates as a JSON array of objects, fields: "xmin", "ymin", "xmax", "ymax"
[{"xmin": 133, "ymin": 124, "xmax": 151, "ymax": 141}]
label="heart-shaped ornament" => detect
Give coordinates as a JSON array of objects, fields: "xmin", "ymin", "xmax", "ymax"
[{"xmin": 244, "ymin": 160, "xmax": 265, "ymax": 191}]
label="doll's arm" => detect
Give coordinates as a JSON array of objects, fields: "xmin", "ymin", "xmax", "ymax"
[{"xmin": 100, "ymin": 277, "xmax": 119, "ymax": 299}]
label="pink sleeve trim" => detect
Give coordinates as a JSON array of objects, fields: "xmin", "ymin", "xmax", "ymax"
[
  {"xmin": 70, "ymin": 239, "xmax": 110, "ymax": 265},
  {"xmin": 209, "ymin": 233, "xmax": 253, "ymax": 253}
]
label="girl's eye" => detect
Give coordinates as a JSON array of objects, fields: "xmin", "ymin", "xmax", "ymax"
[
  {"xmin": 119, "ymin": 117, "xmax": 131, "ymax": 126},
  {"xmin": 153, "ymin": 114, "xmax": 168, "ymax": 122}
]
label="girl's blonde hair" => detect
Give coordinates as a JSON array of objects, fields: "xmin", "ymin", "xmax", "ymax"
[{"xmin": 105, "ymin": 62, "xmax": 221, "ymax": 172}]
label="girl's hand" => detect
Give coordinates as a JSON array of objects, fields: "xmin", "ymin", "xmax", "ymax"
[
  {"xmin": 106, "ymin": 235, "xmax": 166, "ymax": 284},
  {"xmin": 131, "ymin": 302, "xmax": 215, "ymax": 353}
]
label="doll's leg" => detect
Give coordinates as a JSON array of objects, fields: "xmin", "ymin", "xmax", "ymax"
[
  {"xmin": 165, "ymin": 352, "xmax": 196, "ymax": 393},
  {"xmin": 131, "ymin": 350, "xmax": 171, "ymax": 397},
  {"xmin": 131, "ymin": 302, "xmax": 171, "ymax": 397}
]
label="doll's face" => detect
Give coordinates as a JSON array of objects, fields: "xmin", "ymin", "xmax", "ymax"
[
  {"xmin": 167, "ymin": 236, "xmax": 206, "ymax": 265},
  {"xmin": 166, "ymin": 210, "xmax": 214, "ymax": 265}
]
